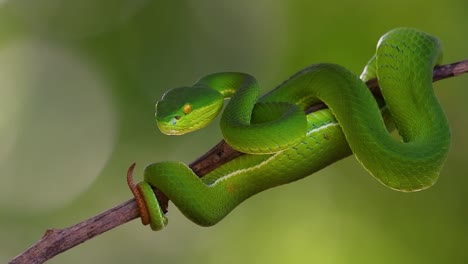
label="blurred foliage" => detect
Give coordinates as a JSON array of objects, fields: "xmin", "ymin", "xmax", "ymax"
[{"xmin": 0, "ymin": 0, "xmax": 467, "ymax": 263}]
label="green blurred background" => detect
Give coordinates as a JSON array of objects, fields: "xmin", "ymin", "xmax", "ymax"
[{"xmin": 1, "ymin": 0, "xmax": 467, "ymax": 263}]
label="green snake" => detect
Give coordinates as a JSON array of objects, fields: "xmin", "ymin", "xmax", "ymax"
[{"xmin": 128, "ymin": 28, "xmax": 451, "ymax": 231}]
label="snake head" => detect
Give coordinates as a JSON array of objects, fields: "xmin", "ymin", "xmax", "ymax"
[{"xmin": 155, "ymin": 86, "xmax": 224, "ymax": 135}]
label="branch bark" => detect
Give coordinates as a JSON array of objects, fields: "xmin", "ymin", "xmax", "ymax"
[{"xmin": 9, "ymin": 60, "xmax": 468, "ymax": 264}]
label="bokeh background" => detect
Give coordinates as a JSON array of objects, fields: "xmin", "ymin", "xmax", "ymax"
[{"xmin": 1, "ymin": 0, "xmax": 467, "ymax": 263}]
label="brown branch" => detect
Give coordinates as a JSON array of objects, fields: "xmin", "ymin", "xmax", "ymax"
[
  {"xmin": 9, "ymin": 199, "xmax": 140, "ymax": 264},
  {"xmin": 9, "ymin": 60, "xmax": 468, "ymax": 264}
]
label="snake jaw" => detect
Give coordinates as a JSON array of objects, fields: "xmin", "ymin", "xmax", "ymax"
[{"xmin": 157, "ymin": 120, "xmax": 187, "ymax": 135}]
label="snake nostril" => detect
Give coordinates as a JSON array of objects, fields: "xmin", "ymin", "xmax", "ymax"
[{"xmin": 172, "ymin": 116, "xmax": 181, "ymax": 125}]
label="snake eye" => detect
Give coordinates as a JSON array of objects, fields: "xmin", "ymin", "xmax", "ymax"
[
  {"xmin": 174, "ymin": 116, "xmax": 181, "ymax": 120},
  {"xmin": 183, "ymin": 104, "xmax": 192, "ymax": 115}
]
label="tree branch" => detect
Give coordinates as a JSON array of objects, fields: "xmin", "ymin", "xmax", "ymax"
[{"xmin": 9, "ymin": 60, "xmax": 468, "ymax": 264}]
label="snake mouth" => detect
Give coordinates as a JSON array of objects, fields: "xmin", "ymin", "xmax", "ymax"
[
  {"xmin": 157, "ymin": 121, "xmax": 190, "ymax": 135},
  {"xmin": 157, "ymin": 124, "xmax": 183, "ymax": 135}
]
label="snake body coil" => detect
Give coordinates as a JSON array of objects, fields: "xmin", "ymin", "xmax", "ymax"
[{"xmin": 133, "ymin": 28, "xmax": 450, "ymax": 230}]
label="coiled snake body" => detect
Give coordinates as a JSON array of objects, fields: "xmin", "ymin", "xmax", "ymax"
[{"xmin": 130, "ymin": 28, "xmax": 450, "ymax": 230}]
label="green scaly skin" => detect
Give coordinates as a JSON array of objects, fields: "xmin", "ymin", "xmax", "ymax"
[{"xmin": 134, "ymin": 28, "xmax": 451, "ymax": 230}]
